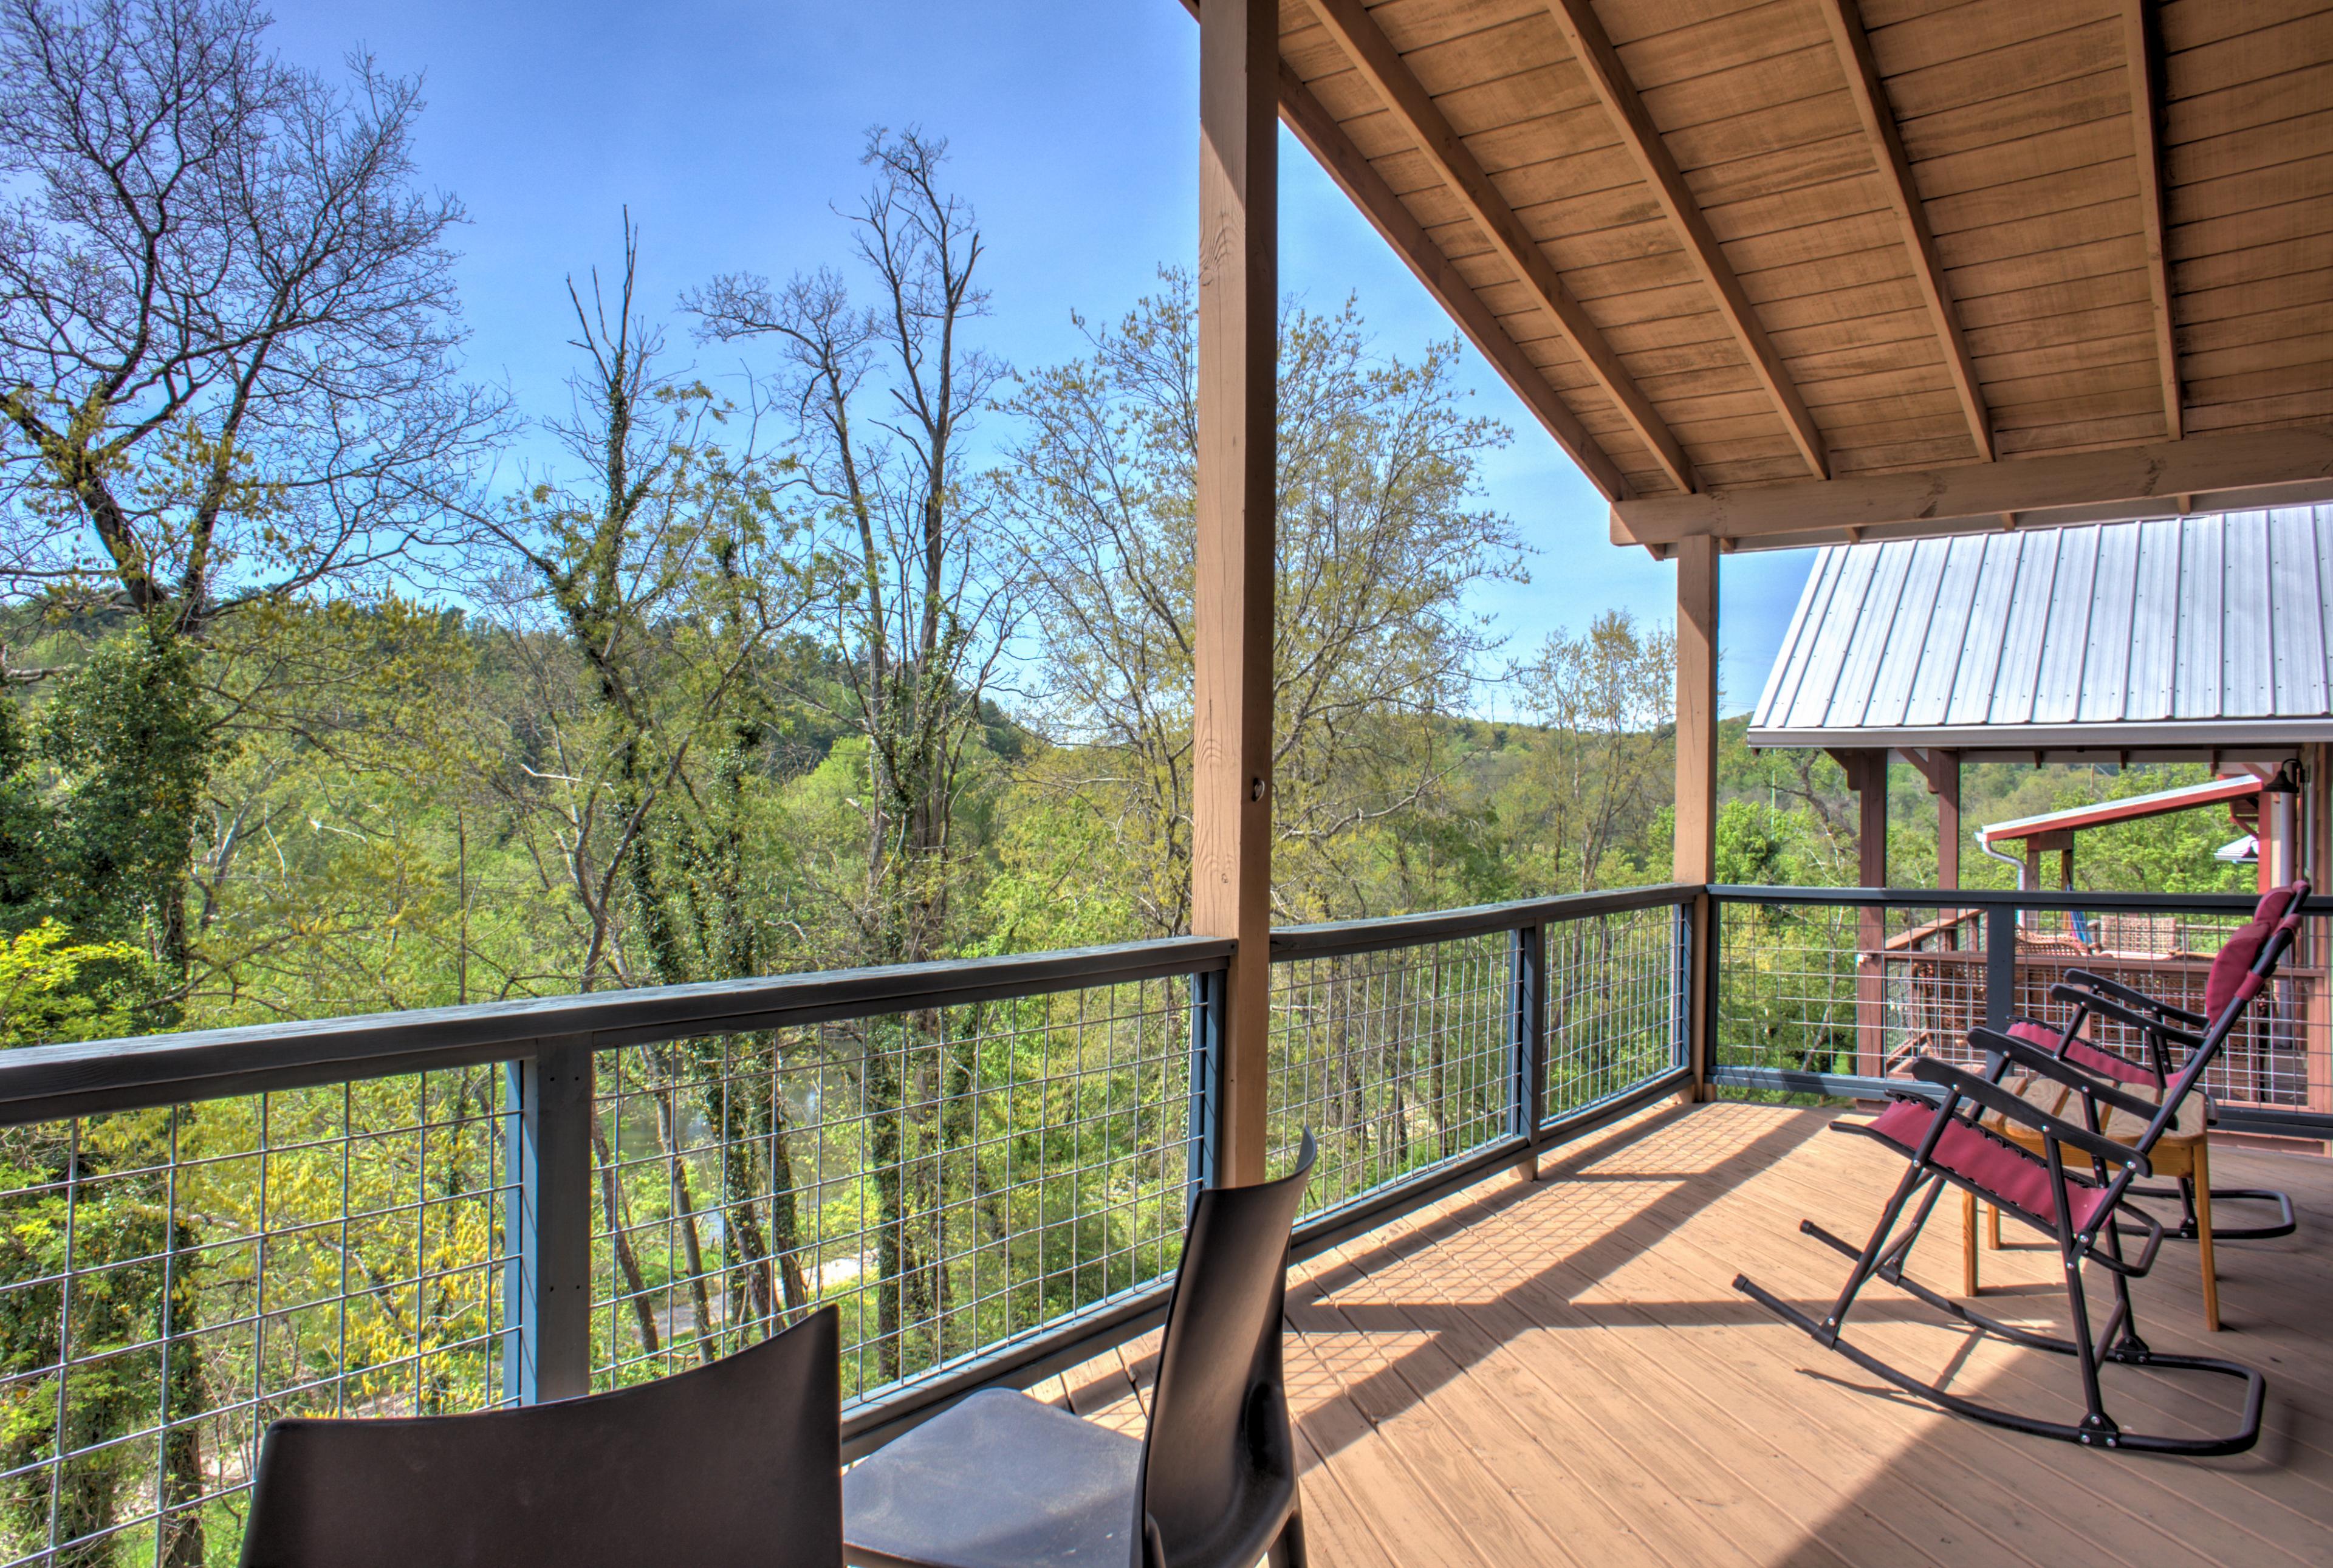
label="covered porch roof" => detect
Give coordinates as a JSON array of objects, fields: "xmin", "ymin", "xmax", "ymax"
[
  {"xmin": 1747, "ymin": 508, "xmax": 2333, "ymax": 761},
  {"xmin": 1187, "ymin": 1, "xmax": 2332, "ymax": 551}
]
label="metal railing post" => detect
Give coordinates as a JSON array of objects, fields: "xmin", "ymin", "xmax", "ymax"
[
  {"xmin": 1509, "ymin": 922, "xmax": 1546, "ymax": 1178},
  {"xmin": 1187, "ymin": 969, "xmax": 1225, "ymax": 1209},
  {"xmin": 505, "ymin": 1038, "xmax": 595, "ymax": 1403},
  {"xmin": 1985, "ymin": 904, "xmax": 2018, "ymax": 1037}
]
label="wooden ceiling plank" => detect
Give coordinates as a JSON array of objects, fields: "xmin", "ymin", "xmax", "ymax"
[
  {"xmin": 1817, "ymin": 0, "xmax": 1995, "ymax": 462},
  {"xmin": 1276, "ymin": 67, "xmax": 1629, "ymax": 500},
  {"xmin": 1609, "ymin": 425, "xmax": 2333, "ymax": 547},
  {"xmin": 1544, "ymin": 0, "xmax": 1829, "ymax": 477},
  {"xmin": 2123, "ymin": 0, "xmax": 2185, "ymax": 442},
  {"xmin": 1300, "ymin": 0, "xmax": 1699, "ymax": 493},
  {"xmin": 1179, "ymin": 1, "xmax": 1625, "ymax": 499}
]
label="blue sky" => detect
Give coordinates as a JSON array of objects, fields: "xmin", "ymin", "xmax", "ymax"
[{"xmin": 267, "ymin": 0, "xmax": 1812, "ymax": 715}]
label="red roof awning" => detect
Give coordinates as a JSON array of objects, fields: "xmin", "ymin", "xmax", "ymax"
[{"xmin": 1975, "ymin": 776, "xmax": 2263, "ymax": 847}]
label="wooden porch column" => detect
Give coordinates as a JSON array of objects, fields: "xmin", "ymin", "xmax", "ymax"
[
  {"xmin": 1935, "ymin": 751, "xmax": 1961, "ymax": 892},
  {"xmin": 1676, "ymin": 535, "xmax": 1719, "ymax": 1098},
  {"xmin": 1194, "ymin": 0, "xmax": 1278, "ymax": 1188},
  {"xmin": 1855, "ymin": 751, "xmax": 1888, "ymax": 1078}
]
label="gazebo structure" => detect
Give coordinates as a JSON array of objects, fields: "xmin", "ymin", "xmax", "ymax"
[{"xmin": 1741, "ymin": 510, "xmax": 2333, "ymax": 1117}]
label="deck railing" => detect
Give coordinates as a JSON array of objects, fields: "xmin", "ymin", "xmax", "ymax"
[
  {"xmin": 0, "ymin": 883, "xmax": 1696, "ymax": 1567},
  {"xmin": 1709, "ymin": 886, "xmax": 2333, "ymax": 1137},
  {"xmin": 12, "ymin": 878, "xmax": 2321, "ymax": 1564}
]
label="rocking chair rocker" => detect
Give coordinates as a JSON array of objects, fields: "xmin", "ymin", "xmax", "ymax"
[{"xmin": 1735, "ymin": 882, "xmax": 2307, "ymax": 1456}]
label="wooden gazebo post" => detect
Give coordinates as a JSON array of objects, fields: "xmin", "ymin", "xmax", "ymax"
[
  {"xmin": 1193, "ymin": 0, "xmax": 1277, "ymax": 1188},
  {"xmin": 1676, "ymin": 536, "xmax": 1719, "ymax": 1098}
]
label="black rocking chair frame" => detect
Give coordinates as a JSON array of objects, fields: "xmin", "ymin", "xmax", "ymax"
[
  {"xmin": 1736, "ymin": 886, "xmax": 2306, "ymax": 1457},
  {"xmin": 2030, "ymin": 967, "xmax": 2298, "ymax": 1242}
]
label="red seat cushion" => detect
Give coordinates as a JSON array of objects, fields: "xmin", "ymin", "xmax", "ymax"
[
  {"xmin": 2006, "ymin": 1018, "xmax": 2160, "ymax": 1087},
  {"xmin": 2061, "ymin": 1038, "xmax": 2161, "ymax": 1087},
  {"xmin": 1867, "ymin": 1099, "xmax": 2113, "ymax": 1233},
  {"xmin": 2253, "ymin": 883, "xmax": 2299, "ymax": 927}
]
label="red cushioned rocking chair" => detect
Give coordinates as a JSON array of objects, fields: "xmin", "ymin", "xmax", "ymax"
[
  {"xmin": 2012, "ymin": 884, "xmax": 2304, "ymax": 1244},
  {"xmin": 1735, "ymin": 882, "xmax": 2308, "ymax": 1456}
]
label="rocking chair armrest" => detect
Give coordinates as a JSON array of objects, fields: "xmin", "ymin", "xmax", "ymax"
[
  {"xmin": 1969, "ymin": 1027, "xmax": 2166, "ymax": 1124},
  {"xmin": 2044, "ymin": 985, "xmax": 2201, "ymax": 1047},
  {"xmin": 1908, "ymin": 1060, "xmax": 2152, "ymax": 1174},
  {"xmin": 2060, "ymin": 969, "xmax": 2205, "ymax": 1027}
]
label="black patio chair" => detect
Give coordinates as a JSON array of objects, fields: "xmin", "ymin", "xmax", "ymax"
[
  {"xmin": 238, "ymin": 1306, "xmax": 842, "ymax": 1568},
  {"xmin": 1735, "ymin": 894, "xmax": 2307, "ymax": 1455},
  {"xmin": 2007, "ymin": 880, "xmax": 2306, "ymax": 1241},
  {"xmin": 841, "ymin": 1134, "xmax": 1317, "ymax": 1568}
]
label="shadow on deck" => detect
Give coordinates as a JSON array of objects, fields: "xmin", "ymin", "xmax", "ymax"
[{"xmin": 1033, "ymin": 1101, "xmax": 2333, "ymax": 1567}]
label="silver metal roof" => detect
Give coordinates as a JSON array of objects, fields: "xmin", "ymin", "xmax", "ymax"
[{"xmin": 1747, "ymin": 507, "xmax": 2333, "ymax": 755}]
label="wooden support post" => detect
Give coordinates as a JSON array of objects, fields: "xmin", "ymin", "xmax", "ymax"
[
  {"xmin": 1935, "ymin": 750, "xmax": 1961, "ymax": 892},
  {"xmin": 1194, "ymin": 0, "xmax": 1276, "ymax": 1188},
  {"xmin": 1856, "ymin": 752, "xmax": 1888, "ymax": 1080},
  {"xmin": 1675, "ymin": 536, "xmax": 1719, "ymax": 1100}
]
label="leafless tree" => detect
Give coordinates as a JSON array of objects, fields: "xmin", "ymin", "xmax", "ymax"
[
  {"xmin": 0, "ymin": 0, "xmax": 502, "ymax": 640},
  {"xmin": 688, "ymin": 128, "xmax": 1018, "ymax": 1377}
]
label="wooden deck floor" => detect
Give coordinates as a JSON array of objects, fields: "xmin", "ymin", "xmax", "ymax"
[{"xmin": 1033, "ymin": 1101, "xmax": 2333, "ymax": 1568}]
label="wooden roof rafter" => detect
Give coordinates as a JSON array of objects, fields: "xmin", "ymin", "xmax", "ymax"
[
  {"xmin": 1171, "ymin": 0, "xmax": 1625, "ymax": 501},
  {"xmin": 2122, "ymin": 0, "xmax": 2182, "ymax": 447},
  {"xmin": 1815, "ymin": 0, "xmax": 1994, "ymax": 466},
  {"xmin": 1541, "ymin": 0, "xmax": 1828, "ymax": 482},
  {"xmin": 1297, "ymin": 0, "xmax": 1698, "ymax": 496}
]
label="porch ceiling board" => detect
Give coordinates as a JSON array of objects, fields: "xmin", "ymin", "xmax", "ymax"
[{"xmin": 1167, "ymin": 0, "xmax": 2333, "ymax": 535}]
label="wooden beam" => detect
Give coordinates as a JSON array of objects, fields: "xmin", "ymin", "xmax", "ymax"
[
  {"xmin": 2122, "ymin": 0, "xmax": 2182, "ymax": 442},
  {"xmin": 1852, "ymin": 752, "xmax": 1887, "ymax": 1078},
  {"xmin": 1301, "ymin": 0, "xmax": 1696, "ymax": 494},
  {"xmin": 1611, "ymin": 425, "xmax": 2333, "ymax": 550},
  {"xmin": 1816, "ymin": 0, "xmax": 1993, "ymax": 464},
  {"xmin": 1273, "ymin": 67, "xmax": 1626, "ymax": 499},
  {"xmin": 1194, "ymin": 0, "xmax": 1276, "ymax": 1189},
  {"xmin": 1544, "ymin": 0, "xmax": 1826, "ymax": 481}
]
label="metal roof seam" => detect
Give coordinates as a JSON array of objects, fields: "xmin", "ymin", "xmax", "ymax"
[{"xmin": 1744, "ymin": 507, "xmax": 2333, "ymax": 751}]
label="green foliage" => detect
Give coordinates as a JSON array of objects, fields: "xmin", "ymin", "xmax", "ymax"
[{"xmin": 39, "ymin": 632, "xmax": 219, "ymax": 968}]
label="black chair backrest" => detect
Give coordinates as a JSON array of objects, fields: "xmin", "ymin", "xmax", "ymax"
[
  {"xmin": 1133, "ymin": 1132, "xmax": 1315, "ymax": 1568},
  {"xmin": 238, "ymin": 1306, "xmax": 841, "ymax": 1568}
]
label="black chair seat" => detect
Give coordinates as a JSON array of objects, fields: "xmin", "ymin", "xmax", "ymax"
[
  {"xmin": 842, "ymin": 1134, "xmax": 1317, "ymax": 1568},
  {"xmin": 841, "ymin": 1388, "xmax": 1143, "ymax": 1568}
]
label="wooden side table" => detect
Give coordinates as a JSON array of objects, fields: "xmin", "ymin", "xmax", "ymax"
[{"xmin": 1958, "ymin": 1074, "xmax": 2219, "ymax": 1329}]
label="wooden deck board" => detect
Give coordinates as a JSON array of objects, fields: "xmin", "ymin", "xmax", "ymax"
[{"xmin": 1044, "ymin": 1100, "xmax": 2333, "ymax": 1566}]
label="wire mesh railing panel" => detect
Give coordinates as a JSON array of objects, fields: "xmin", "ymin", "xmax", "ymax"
[
  {"xmin": 1715, "ymin": 900, "xmax": 1977, "ymax": 1088},
  {"xmin": 1267, "ymin": 934, "xmax": 1510, "ymax": 1217},
  {"xmin": 2003, "ymin": 912, "xmax": 2321, "ymax": 1108},
  {"xmin": 1715, "ymin": 895, "xmax": 2329, "ymax": 1110},
  {"xmin": 0, "ymin": 1067, "xmax": 512, "ymax": 1568},
  {"xmin": 1544, "ymin": 903, "xmax": 1682, "ymax": 1121},
  {"xmin": 588, "ymin": 974, "xmax": 1194, "ymax": 1408}
]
